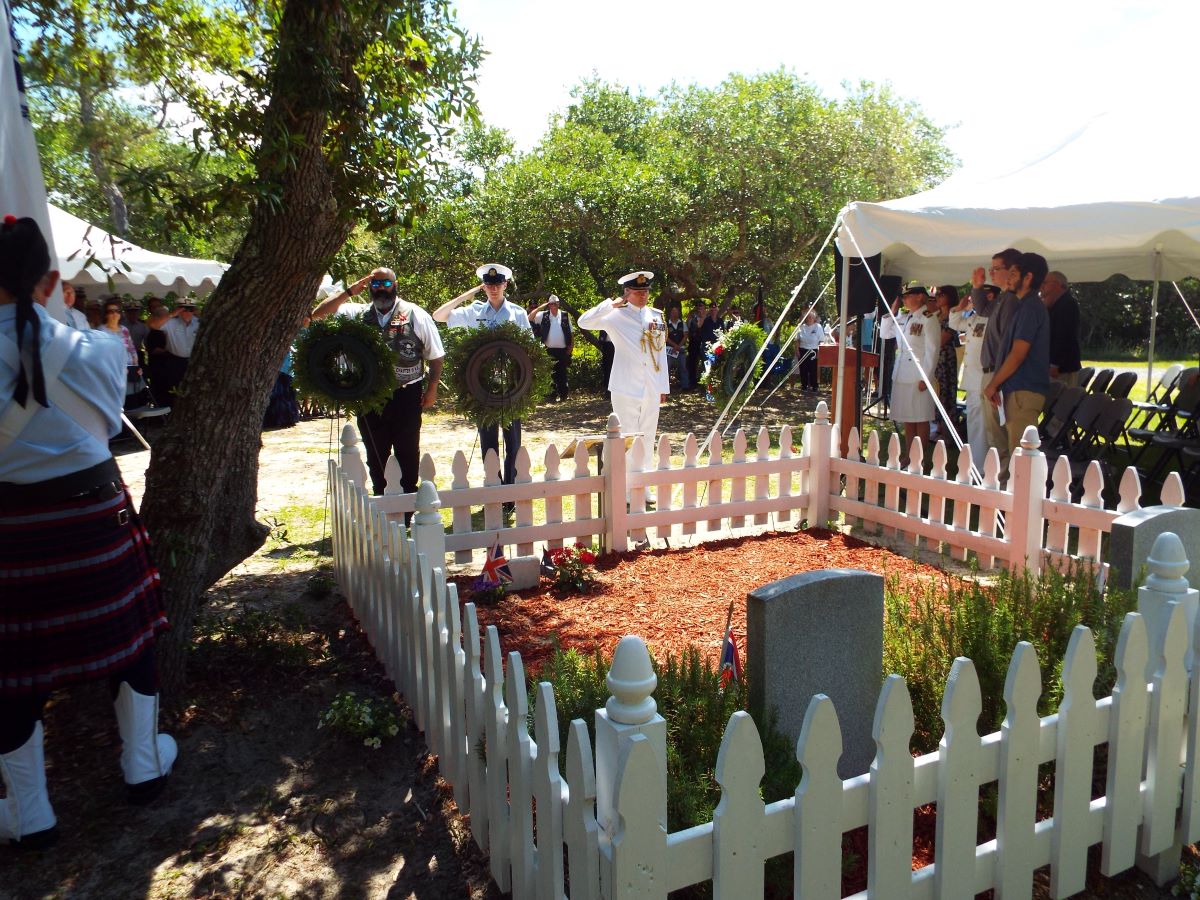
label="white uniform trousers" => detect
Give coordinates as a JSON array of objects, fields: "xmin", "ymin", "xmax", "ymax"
[
  {"xmin": 611, "ymin": 384, "xmax": 662, "ymax": 478},
  {"xmin": 964, "ymin": 391, "xmax": 988, "ymax": 474}
]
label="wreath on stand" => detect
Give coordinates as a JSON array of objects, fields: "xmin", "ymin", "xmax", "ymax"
[
  {"xmin": 442, "ymin": 322, "xmax": 553, "ymax": 429},
  {"xmin": 292, "ymin": 315, "xmax": 397, "ymax": 417},
  {"xmin": 700, "ymin": 321, "xmax": 766, "ymax": 409}
]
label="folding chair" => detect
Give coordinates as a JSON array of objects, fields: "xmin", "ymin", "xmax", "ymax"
[
  {"xmin": 1131, "ymin": 365, "xmax": 1193, "ymax": 431},
  {"xmin": 1105, "ymin": 371, "xmax": 1137, "ymax": 399},
  {"xmin": 1141, "ymin": 390, "xmax": 1200, "ymax": 486},
  {"xmin": 1126, "ymin": 369, "xmax": 1200, "ymax": 463},
  {"xmin": 1076, "ymin": 366, "xmax": 1095, "ymax": 391},
  {"xmin": 1038, "ymin": 385, "xmax": 1086, "ymax": 453},
  {"xmin": 1042, "ymin": 379, "xmax": 1065, "ymax": 412},
  {"xmin": 1087, "ymin": 368, "xmax": 1114, "ymax": 394}
]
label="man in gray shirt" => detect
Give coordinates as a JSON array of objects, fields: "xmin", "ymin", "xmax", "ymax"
[{"xmin": 969, "ymin": 247, "xmax": 1023, "ymax": 476}]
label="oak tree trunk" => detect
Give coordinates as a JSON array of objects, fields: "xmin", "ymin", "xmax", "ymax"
[{"xmin": 139, "ymin": 1, "xmax": 353, "ymax": 703}]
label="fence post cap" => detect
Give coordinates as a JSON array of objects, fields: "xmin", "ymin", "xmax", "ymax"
[
  {"xmin": 340, "ymin": 423, "xmax": 359, "ymax": 448},
  {"xmin": 606, "ymin": 635, "xmax": 657, "ymax": 724},
  {"xmin": 814, "ymin": 400, "xmax": 830, "ymax": 424},
  {"xmin": 1146, "ymin": 531, "xmax": 1189, "ymax": 593},
  {"xmin": 1019, "ymin": 425, "xmax": 1042, "ymax": 451},
  {"xmin": 606, "ymin": 412, "xmax": 621, "ymax": 436},
  {"xmin": 415, "ymin": 479, "xmax": 442, "ymax": 513}
]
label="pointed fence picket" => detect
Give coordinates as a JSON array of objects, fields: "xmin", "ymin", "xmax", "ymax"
[{"xmin": 327, "ymin": 405, "xmax": 1200, "ymax": 900}]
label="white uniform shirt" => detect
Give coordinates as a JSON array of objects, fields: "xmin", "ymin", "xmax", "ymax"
[
  {"xmin": 339, "ymin": 301, "xmax": 445, "ymax": 385},
  {"xmin": 0, "ymin": 305, "xmax": 125, "ymax": 483},
  {"xmin": 948, "ymin": 308, "xmax": 988, "ymax": 392},
  {"xmin": 533, "ymin": 310, "xmax": 567, "ymax": 348},
  {"xmin": 577, "ymin": 299, "xmax": 670, "ymax": 398},
  {"xmin": 447, "ymin": 298, "xmax": 531, "ymax": 333},
  {"xmin": 796, "ymin": 322, "xmax": 824, "ymax": 351},
  {"xmin": 880, "ymin": 308, "xmax": 940, "ymax": 385},
  {"xmin": 65, "ymin": 306, "xmax": 89, "ymax": 331},
  {"xmin": 160, "ymin": 315, "xmax": 200, "ymax": 357}
]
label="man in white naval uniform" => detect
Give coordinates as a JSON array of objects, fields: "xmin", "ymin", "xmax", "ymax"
[
  {"xmin": 949, "ymin": 285, "xmax": 994, "ymax": 472},
  {"xmin": 577, "ymin": 271, "xmax": 669, "ymax": 478},
  {"xmin": 878, "ymin": 285, "xmax": 941, "ymax": 469}
]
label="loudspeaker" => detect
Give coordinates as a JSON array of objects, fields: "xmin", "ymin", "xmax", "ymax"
[{"xmin": 834, "ymin": 250, "xmax": 901, "ymax": 316}]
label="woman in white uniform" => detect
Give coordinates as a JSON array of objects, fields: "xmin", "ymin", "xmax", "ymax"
[{"xmin": 878, "ymin": 285, "xmax": 942, "ymax": 467}]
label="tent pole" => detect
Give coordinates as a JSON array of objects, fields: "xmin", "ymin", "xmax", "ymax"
[
  {"xmin": 1147, "ymin": 245, "xmax": 1162, "ymax": 393},
  {"xmin": 834, "ymin": 253, "xmax": 851, "ymax": 455}
]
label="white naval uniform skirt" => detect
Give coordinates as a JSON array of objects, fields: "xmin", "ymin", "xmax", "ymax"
[{"xmin": 889, "ymin": 379, "xmax": 936, "ymax": 424}]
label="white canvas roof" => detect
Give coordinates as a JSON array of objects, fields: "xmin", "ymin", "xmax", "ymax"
[
  {"xmin": 50, "ymin": 203, "xmax": 228, "ymax": 297},
  {"xmin": 836, "ymin": 109, "xmax": 1200, "ymax": 284}
]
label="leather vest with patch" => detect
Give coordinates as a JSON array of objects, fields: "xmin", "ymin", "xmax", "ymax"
[{"xmin": 366, "ymin": 304, "xmax": 425, "ymax": 385}]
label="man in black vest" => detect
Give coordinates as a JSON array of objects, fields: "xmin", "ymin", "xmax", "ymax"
[
  {"xmin": 530, "ymin": 294, "xmax": 573, "ymax": 402},
  {"xmin": 312, "ymin": 267, "xmax": 444, "ymax": 498}
]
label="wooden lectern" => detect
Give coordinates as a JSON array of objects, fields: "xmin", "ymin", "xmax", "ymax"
[{"xmin": 817, "ymin": 345, "xmax": 880, "ymax": 455}]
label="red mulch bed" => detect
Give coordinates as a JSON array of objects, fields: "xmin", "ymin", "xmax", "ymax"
[{"xmin": 454, "ymin": 528, "xmax": 948, "ymax": 676}]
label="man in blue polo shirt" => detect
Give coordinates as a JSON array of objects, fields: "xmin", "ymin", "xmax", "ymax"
[{"xmin": 982, "ymin": 251, "xmax": 1051, "ymax": 482}]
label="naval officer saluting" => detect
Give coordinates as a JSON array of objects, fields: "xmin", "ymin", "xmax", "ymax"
[{"xmin": 577, "ymin": 271, "xmax": 669, "ymax": 477}]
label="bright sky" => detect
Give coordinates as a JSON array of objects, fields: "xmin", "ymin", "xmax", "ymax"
[{"xmin": 453, "ymin": 0, "xmax": 1198, "ymax": 178}]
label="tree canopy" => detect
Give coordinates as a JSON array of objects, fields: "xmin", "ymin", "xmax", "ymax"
[{"xmin": 383, "ymin": 72, "xmax": 956, "ymax": 319}]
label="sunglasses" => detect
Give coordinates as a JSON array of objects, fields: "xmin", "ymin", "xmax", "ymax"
[{"xmin": 369, "ymin": 279, "xmax": 394, "ymax": 289}]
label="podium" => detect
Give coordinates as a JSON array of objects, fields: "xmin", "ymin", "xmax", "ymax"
[{"xmin": 817, "ymin": 345, "xmax": 880, "ymax": 454}]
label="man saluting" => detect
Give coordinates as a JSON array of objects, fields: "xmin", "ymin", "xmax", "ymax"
[{"xmin": 577, "ymin": 271, "xmax": 669, "ymax": 476}]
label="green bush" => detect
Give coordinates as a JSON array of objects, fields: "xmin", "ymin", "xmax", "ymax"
[
  {"xmin": 531, "ymin": 644, "xmax": 799, "ymax": 832},
  {"xmin": 568, "ymin": 341, "xmax": 606, "ymax": 394},
  {"xmin": 884, "ymin": 563, "xmax": 1137, "ymax": 754}
]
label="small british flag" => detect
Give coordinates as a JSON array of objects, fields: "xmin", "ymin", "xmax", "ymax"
[{"xmin": 481, "ymin": 536, "xmax": 513, "ymax": 585}]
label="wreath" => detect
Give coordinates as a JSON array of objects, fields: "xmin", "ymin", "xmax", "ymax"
[
  {"xmin": 292, "ymin": 315, "xmax": 397, "ymax": 417},
  {"xmin": 700, "ymin": 320, "xmax": 766, "ymax": 408},
  {"xmin": 442, "ymin": 321, "xmax": 553, "ymax": 429}
]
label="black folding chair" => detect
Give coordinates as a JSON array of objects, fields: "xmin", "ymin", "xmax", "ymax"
[
  {"xmin": 1127, "ymin": 369, "xmax": 1200, "ymax": 463},
  {"xmin": 1039, "ymin": 385, "xmax": 1086, "ymax": 452},
  {"xmin": 1076, "ymin": 366, "xmax": 1095, "ymax": 391},
  {"xmin": 1106, "ymin": 371, "xmax": 1136, "ymax": 399},
  {"xmin": 1088, "ymin": 368, "xmax": 1114, "ymax": 394}
]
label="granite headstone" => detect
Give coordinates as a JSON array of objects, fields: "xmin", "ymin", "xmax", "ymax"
[
  {"xmin": 747, "ymin": 569, "xmax": 883, "ymax": 778},
  {"xmin": 1109, "ymin": 506, "xmax": 1200, "ymax": 591}
]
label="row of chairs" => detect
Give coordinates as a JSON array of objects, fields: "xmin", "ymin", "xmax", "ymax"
[{"xmin": 1038, "ymin": 385, "xmax": 1132, "ymax": 500}]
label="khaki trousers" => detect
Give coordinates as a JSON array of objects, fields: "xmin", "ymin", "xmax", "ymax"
[
  {"xmin": 1003, "ymin": 390, "xmax": 1045, "ymax": 481},
  {"xmin": 981, "ymin": 394, "xmax": 1008, "ymax": 479}
]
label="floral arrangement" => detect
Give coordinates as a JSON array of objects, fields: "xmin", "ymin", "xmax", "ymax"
[
  {"xmin": 544, "ymin": 543, "xmax": 598, "ymax": 594},
  {"xmin": 699, "ymin": 320, "xmax": 765, "ymax": 408},
  {"xmin": 318, "ymin": 690, "xmax": 400, "ymax": 750},
  {"xmin": 442, "ymin": 321, "xmax": 553, "ymax": 429},
  {"xmin": 469, "ymin": 574, "xmax": 508, "ymax": 605},
  {"xmin": 293, "ymin": 315, "xmax": 396, "ymax": 416}
]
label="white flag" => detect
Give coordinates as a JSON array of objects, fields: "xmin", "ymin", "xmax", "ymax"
[{"xmin": 1, "ymin": 0, "xmax": 64, "ymax": 319}]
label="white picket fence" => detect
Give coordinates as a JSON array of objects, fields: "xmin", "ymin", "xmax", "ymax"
[
  {"xmin": 329, "ymin": 450, "xmax": 1200, "ymax": 898},
  {"xmin": 350, "ymin": 402, "xmax": 1187, "ymax": 576}
]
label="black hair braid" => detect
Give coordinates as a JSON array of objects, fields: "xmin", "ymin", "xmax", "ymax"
[{"xmin": 0, "ymin": 215, "xmax": 51, "ymax": 407}]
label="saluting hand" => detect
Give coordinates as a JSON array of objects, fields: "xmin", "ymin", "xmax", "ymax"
[{"xmin": 971, "ymin": 267, "xmax": 986, "ymax": 289}]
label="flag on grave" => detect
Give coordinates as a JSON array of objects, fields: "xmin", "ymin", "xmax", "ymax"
[{"xmin": 481, "ymin": 536, "xmax": 512, "ymax": 586}]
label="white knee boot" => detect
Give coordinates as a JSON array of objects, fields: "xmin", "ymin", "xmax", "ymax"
[
  {"xmin": 114, "ymin": 683, "xmax": 177, "ymax": 804},
  {"xmin": 0, "ymin": 721, "xmax": 57, "ymax": 846}
]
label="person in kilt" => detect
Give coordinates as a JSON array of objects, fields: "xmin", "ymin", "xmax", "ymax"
[{"xmin": 0, "ymin": 216, "xmax": 176, "ymax": 849}]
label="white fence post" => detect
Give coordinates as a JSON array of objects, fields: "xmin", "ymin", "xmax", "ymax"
[
  {"xmin": 412, "ymin": 479, "xmax": 445, "ymax": 569},
  {"xmin": 596, "ymin": 636, "xmax": 667, "ymax": 896},
  {"xmin": 1137, "ymin": 532, "xmax": 1200, "ymax": 678},
  {"xmin": 339, "ymin": 422, "xmax": 368, "ymax": 489},
  {"xmin": 806, "ymin": 401, "xmax": 832, "ymax": 528},
  {"xmin": 1007, "ymin": 425, "xmax": 1048, "ymax": 574},
  {"xmin": 604, "ymin": 413, "xmax": 629, "ymax": 553}
]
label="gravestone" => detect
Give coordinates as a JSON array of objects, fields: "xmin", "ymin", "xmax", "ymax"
[
  {"xmin": 1109, "ymin": 506, "xmax": 1200, "ymax": 591},
  {"xmin": 747, "ymin": 569, "xmax": 883, "ymax": 778},
  {"xmin": 505, "ymin": 555, "xmax": 541, "ymax": 591}
]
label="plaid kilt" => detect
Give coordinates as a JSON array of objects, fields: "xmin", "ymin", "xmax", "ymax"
[{"xmin": 0, "ymin": 487, "xmax": 168, "ymax": 696}]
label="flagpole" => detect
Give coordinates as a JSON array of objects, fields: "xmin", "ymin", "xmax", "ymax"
[
  {"xmin": 1, "ymin": 0, "xmax": 65, "ymax": 320},
  {"xmin": 722, "ymin": 601, "xmax": 734, "ymax": 641}
]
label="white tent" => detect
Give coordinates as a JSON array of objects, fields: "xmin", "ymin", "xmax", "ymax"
[
  {"xmin": 49, "ymin": 203, "xmax": 228, "ymax": 297},
  {"xmin": 832, "ymin": 108, "xmax": 1200, "ymax": 415},
  {"xmin": 835, "ymin": 109, "xmax": 1200, "ymax": 284}
]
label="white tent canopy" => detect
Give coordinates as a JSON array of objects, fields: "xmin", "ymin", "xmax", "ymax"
[
  {"xmin": 836, "ymin": 109, "xmax": 1200, "ymax": 284},
  {"xmin": 49, "ymin": 203, "xmax": 228, "ymax": 297}
]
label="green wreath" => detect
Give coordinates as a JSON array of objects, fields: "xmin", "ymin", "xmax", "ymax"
[
  {"xmin": 292, "ymin": 315, "xmax": 397, "ymax": 417},
  {"xmin": 700, "ymin": 321, "xmax": 766, "ymax": 408},
  {"xmin": 442, "ymin": 321, "xmax": 553, "ymax": 429}
]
